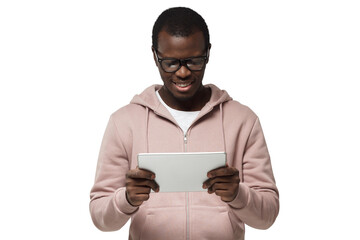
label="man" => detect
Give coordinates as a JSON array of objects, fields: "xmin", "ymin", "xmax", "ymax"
[{"xmin": 90, "ymin": 7, "xmax": 279, "ymax": 240}]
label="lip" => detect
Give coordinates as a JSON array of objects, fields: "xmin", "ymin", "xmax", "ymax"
[{"xmin": 172, "ymin": 81, "xmax": 194, "ymax": 92}]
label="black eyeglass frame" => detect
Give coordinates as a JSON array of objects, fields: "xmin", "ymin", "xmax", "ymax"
[{"xmin": 154, "ymin": 49, "xmax": 209, "ymax": 73}]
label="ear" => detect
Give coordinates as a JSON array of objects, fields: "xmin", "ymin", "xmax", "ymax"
[
  {"xmin": 206, "ymin": 43, "xmax": 212, "ymax": 63},
  {"xmin": 151, "ymin": 46, "xmax": 158, "ymax": 67}
]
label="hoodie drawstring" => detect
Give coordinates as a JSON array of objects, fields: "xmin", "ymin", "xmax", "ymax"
[
  {"xmin": 219, "ymin": 103, "xmax": 227, "ymax": 153},
  {"xmin": 145, "ymin": 107, "xmax": 149, "ymax": 153}
]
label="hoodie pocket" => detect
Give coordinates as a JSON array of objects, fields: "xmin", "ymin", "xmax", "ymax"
[
  {"xmin": 138, "ymin": 207, "xmax": 186, "ymax": 240},
  {"xmin": 190, "ymin": 206, "xmax": 234, "ymax": 240}
]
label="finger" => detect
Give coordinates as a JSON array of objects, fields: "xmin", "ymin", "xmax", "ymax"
[
  {"xmin": 127, "ymin": 186, "xmax": 151, "ymax": 195},
  {"xmin": 126, "ymin": 168, "xmax": 155, "ymax": 180},
  {"xmin": 203, "ymin": 176, "xmax": 237, "ymax": 189},
  {"xmin": 127, "ymin": 179, "xmax": 159, "ymax": 192},
  {"xmin": 211, "ymin": 183, "xmax": 230, "ymax": 191},
  {"xmin": 207, "ymin": 167, "xmax": 238, "ymax": 178},
  {"xmin": 208, "ymin": 185, "xmax": 230, "ymax": 192},
  {"xmin": 151, "ymin": 180, "xmax": 160, "ymax": 192},
  {"xmin": 208, "ymin": 183, "xmax": 230, "ymax": 194},
  {"xmin": 127, "ymin": 168, "xmax": 155, "ymax": 180}
]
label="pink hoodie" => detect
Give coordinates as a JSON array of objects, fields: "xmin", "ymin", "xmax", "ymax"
[{"xmin": 90, "ymin": 84, "xmax": 279, "ymax": 240}]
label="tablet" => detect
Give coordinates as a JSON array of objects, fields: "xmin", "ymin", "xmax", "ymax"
[{"xmin": 137, "ymin": 152, "xmax": 226, "ymax": 192}]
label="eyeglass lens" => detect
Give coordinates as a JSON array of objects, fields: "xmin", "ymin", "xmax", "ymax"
[{"xmin": 161, "ymin": 57, "xmax": 206, "ymax": 72}]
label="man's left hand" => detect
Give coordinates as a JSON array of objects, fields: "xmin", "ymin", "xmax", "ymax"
[{"xmin": 202, "ymin": 166, "xmax": 240, "ymax": 202}]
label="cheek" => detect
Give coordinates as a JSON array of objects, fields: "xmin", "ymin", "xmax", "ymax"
[
  {"xmin": 193, "ymin": 72, "xmax": 204, "ymax": 83},
  {"xmin": 159, "ymin": 72, "xmax": 173, "ymax": 84}
]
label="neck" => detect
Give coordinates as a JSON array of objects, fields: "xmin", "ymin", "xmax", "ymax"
[{"xmin": 159, "ymin": 85, "xmax": 211, "ymax": 111}]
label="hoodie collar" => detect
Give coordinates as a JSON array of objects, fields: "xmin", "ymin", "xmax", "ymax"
[{"xmin": 130, "ymin": 84, "xmax": 232, "ymax": 115}]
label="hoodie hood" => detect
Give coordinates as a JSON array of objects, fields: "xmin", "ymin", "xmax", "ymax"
[{"xmin": 130, "ymin": 84, "xmax": 233, "ymax": 113}]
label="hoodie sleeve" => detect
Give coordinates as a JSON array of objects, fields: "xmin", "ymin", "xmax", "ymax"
[
  {"xmin": 228, "ymin": 117, "xmax": 279, "ymax": 229},
  {"xmin": 89, "ymin": 115, "xmax": 138, "ymax": 231}
]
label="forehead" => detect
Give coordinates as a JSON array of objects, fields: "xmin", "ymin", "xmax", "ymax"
[{"xmin": 157, "ymin": 31, "xmax": 206, "ymax": 58}]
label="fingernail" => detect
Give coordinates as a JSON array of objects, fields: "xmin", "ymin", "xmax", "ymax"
[{"xmin": 151, "ymin": 174, "xmax": 155, "ymax": 180}]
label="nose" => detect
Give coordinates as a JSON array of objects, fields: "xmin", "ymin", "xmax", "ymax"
[{"xmin": 175, "ymin": 65, "xmax": 191, "ymax": 79}]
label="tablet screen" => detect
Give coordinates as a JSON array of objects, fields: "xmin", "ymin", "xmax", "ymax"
[{"xmin": 137, "ymin": 152, "xmax": 226, "ymax": 192}]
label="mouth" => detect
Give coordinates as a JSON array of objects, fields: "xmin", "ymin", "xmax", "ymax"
[
  {"xmin": 172, "ymin": 81, "xmax": 194, "ymax": 92},
  {"xmin": 173, "ymin": 82, "xmax": 193, "ymax": 88}
]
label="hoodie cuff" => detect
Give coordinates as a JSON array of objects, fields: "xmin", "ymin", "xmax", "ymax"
[
  {"xmin": 227, "ymin": 183, "xmax": 250, "ymax": 209},
  {"xmin": 115, "ymin": 188, "xmax": 139, "ymax": 215}
]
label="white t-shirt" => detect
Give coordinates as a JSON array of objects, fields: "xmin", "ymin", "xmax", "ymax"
[{"xmin": 156, "ymin": 90, "xmax": 200, "ymax": 135}]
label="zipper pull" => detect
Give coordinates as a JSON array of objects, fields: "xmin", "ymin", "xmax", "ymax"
[{"xmin": 184, "ymin": 134, "xmax": 188, "ymax": 152}]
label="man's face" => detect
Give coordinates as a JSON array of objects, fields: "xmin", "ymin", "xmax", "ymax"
[{"xmin": 153, "ymin": 30, "xmax": 209, "ymax": 106}]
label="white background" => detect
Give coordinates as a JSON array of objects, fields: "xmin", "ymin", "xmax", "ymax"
[{"xmin": 1, "ymin": 0, "xmax": 359, "ymax": 239}]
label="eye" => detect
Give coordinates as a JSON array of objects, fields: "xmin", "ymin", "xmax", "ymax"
[
  {"xmin": 186, "ymin": 58, "xmax": 206, "ymax": 70},
  {"xmin": 162, "ymin": 59, "xmax": 179, "ymax": 69},
  {"xmin": 187, "ymin": 58, "xmax": 205, "ymax": 66}
]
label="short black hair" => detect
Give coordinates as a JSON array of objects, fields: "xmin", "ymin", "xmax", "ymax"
[{"xmin": 152, "ymin": 7, "xmax": 210, "ymax": 50}]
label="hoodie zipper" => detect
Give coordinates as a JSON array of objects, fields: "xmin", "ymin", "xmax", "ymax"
[
  {"xmin": 184, "ymin": 131, "xmax": 190, "ymax": 240},
  {"xmin": 154, "ymin": 107, "xmax": 215, "ymax": 240}
]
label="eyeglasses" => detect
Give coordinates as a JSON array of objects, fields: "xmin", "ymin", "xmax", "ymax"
[{"xmin": 154, "ymin": 50, "xmax": 208, "ymax": 73}]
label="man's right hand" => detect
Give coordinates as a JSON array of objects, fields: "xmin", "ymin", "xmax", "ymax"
[{"xmin": 125, "ymin": 167, "xmax": 159, "ymax": 207}]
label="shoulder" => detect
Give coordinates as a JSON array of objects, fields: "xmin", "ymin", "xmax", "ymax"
[
  {"xmin": 109, "ymin": 103, "xmax": 147, "ymax": 130},
  {"xmin": 223, "ymin": 100, "xmax": 258, "ymax": 122},
  {"xmin": 221, "ymin": 100, "xmax": 261, "ymax": 139},
  {"xmin": 108, "ymin": 84, "xmax": 158, "ymax": 129},
  {"xmin": 206, "ymin": 83, "xmax": 257, "ymax": 121},
  {"xmin": 111, "ymin": 103, "xmax": 145, "ymax": 118}
]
